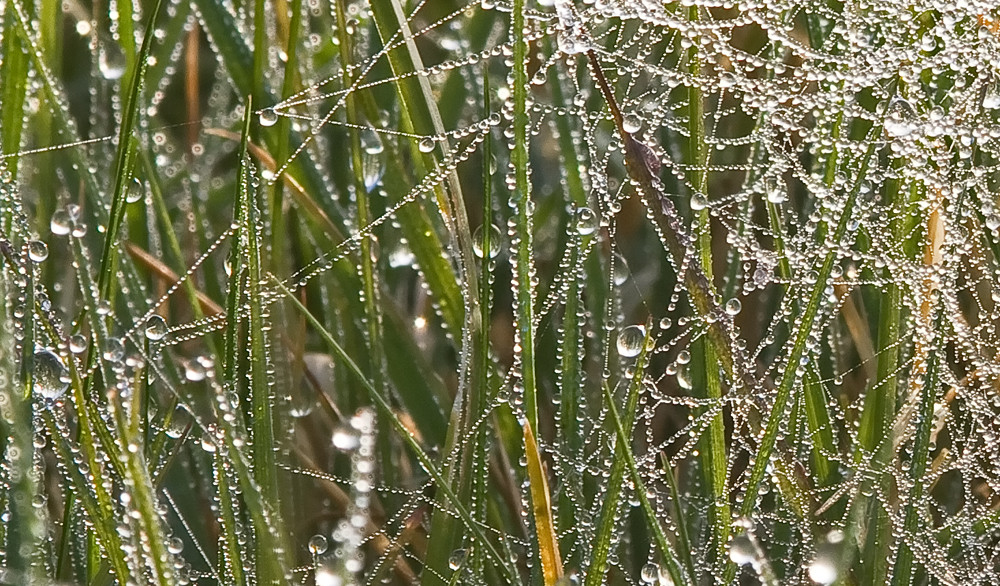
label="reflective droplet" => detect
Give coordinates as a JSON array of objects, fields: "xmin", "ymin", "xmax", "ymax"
[
  {"xmin": 50, "ymin": 210, "xmax": 71, "ymax": 235},
  {"xmin": 691, "ymin": 193, "xmax": 708, "ymax": 211},
  {"xmin": 640, "ymin": 562, "xmax": 659, "ymax": 583},
  {"xmin": 144, "ymin": 315, "xmax": 167, "ymax": 341},
  {"xmin": 28, "ymin": 240, "xmax": 49, "ymax": 262},
  {"xmin": 472, "ymin": 224, "xmax": 502, "ymax": 259},
  {"xmin": 575, "ymin": 207, "xmax": 600, "ymax": 235},
  {"xmin": 99, "ymin": 47, "xmax": 125, "ymax": 80},
  {"xmin": 622, "ymin": 114, "xmax": 642, "ymax": 134},
  {"xmin": 418, "ymin": 137, "xmax": 435, "ymax": 153},
  {"xmin": 127, "ymin": 177, "xmax": 144, "ymax": 203},
  {"xmin": 167, "ymin": 537, "xmax": 184, "ymax": 555},
  {"xmin": 68, "ymin": 335, "xmax": 88, "ymax": 354},
  {"xmin": 616, "ymin": 325, "xmax": 646, "ymax": 358},
  {"xmin": 308, "ymin": 534, "xmax": 329, "ymax": 555},
  {"xmin": 613, "ymin": 253, "xmax": 629, "ymax": 285},
  {"xmin": 33, "ymin": 349, "xmax": 69, "ymax": 401},
  {"xmin": 448, "ymin": 548, "xmax": 467, "ymax": 570},
  {"xmin": 724, "ymin": 298, "xmax": 742, "ymax": 316},
  {"xmin": 103, "ymin": 338, "xmax": 125, "ymax": 362},
  {"xmin": 332, "ymin": 427, "xmax": 360, "ymax": 451},
  {"xmin": 729, "ymin": 533, "xmax": 757, "ymax": 565},
  {"xmin": 259, "ymin": 108, "xmax": 278, "ymax": 127}
]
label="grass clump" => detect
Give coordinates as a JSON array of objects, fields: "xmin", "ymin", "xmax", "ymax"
[{"xmin": 2, "ymin": 0, "xmax": 1000, "ymax": 585}]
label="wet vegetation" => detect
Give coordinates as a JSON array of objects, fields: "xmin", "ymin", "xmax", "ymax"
[{"xmin": 2, "ymin": 0, "xmax": 1000, "ymax": 584}]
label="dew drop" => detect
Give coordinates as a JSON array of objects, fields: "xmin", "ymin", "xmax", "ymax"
[
  {"xmin": 103, "ymin": 337, "xmax": 125, "ymax": 362},
  {"xmin": 622, "ymin": 114, "xmax": 642, "ymax": 134},
  {"xmin": 259, "ymin": 108, "xmax": 278, "ymax": 127},
  {"xmin": 640, "ymin": 562, "xmax": 659, "ymax": 583},
  {"xmin": 127, "ymin": 177, "xmax": 144, "ymax": 203},
  {"xmin": 33, "ymin": 349, "xmax": 69, "ymax": 401},
  {"xmin": 144, "ymin": 315, "xmax": 167, "ymax": 341},
  {"xmin": 68, "ymin": 335, "xmax": 88, "ymax": 354},
  {"xmin": 575, "ymin": 207, "xmax": 600, "ymax": 235},
  {"xmin": 472, "ymin": 224, "xmax": 502, "ymax": 259},
  {"xmin": 50, "ymin": 210, "xmax": 71, "ymax": 235},
  {"xmin": 616, "ymin": 325, "xmax": 646, "ymax": 358},
  {"xmin": 418, "ymin": 137, "xmax": 436, "ymax": 153},
  {"xmin": 729, "ymin": 534, "xmax": 757, "ymax": 565},
  {"xmin": 332, "ymin": 426, "xmax": 361, "ymax": 451},
  {"xmin": 308, "ymin": 534, "xmax": 329, "ymax": 555},
  {"xmin": 448, "ymin": 548, "xmax": 467, "ymax": 570},
  {"xmin": 724, "ymin": 298, "xmax": 742, "ymax": 316},
  {"xmin": 690, "ymin": 193, "xmax": 708, "ymax": 211},
  {"xmin": 28, "ymin": 240, "xmax": 49, "ymax": 262},
  {"xmin": 167, "ymin": 537, "xmax": 184, "ymax": 555},
  {"xmin": 613, "ymin": 253, "xmax": 629, "ymax": 285}
]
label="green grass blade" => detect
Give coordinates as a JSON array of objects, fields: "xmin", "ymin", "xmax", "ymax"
[
  {"xmin": 96, "ymin": 0, "xmax": 162, "ymax": 303},
  {"xmin": 584, "ymin": 323, "xmax": 652, "ymax": 586}
]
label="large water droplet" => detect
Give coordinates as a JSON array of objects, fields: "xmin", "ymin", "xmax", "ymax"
[
  {"xmin": 259, "ymin": 108, "xmax": 278, "ymax": 127},
  {"xmin": 616, "ymin": 325, "xmax": 646, "ymax": 358},
  {"xmin": 103, "ymin": 337, "xmax": 125, "ymax": 362},
  {"xmin": 690, "ymin": 192, "xmax": 708, "ymax": 211},
  {"xmin": 332, "ymin": 426, "xmax": 361, "ymax": 451},
  {"xmin": 575, "ymin": 207, "xmax": 600, "ymax": 235},
  {"xmin": 724, "ymin": 298, "xmax": 742, "ymax": 316},
  {"xmin": 729, "ymin": 533, "xmax": 757, "ymax": 566},
  {"xmin": 640, "ymin": 562, "xmax": 659, "ymax": 583},
  {"xmin": 448, "ymin": 548, "xmax": 467, "ymax": 570},
  {"xmin": 472, "ymin": 224, "xmax": 502, "ymax": 259},
  {"xmin": 33, "ymin": 349, "xmax": 69, "ymax": 401},
  {"xmin": 144, "ymin": 315, "xmax": 167, "ymax": 341},
  {"xmin": 127, "ymin": 177, "xmax": 144, "ymax": 203},
  {"xmin": 28, "ymin": 240, "xmax": 49, "ymax": 262},
  {"xmin": 50, "ymin": 210, "xmax": 71, "ymax": 235},
  {"xmin": 308, "ymin": 534, "xmax": 329, "ymax": 555},
  {"xmin": 622, "ymin": 114, "xmax": 642, "ymax": 134},
  {"xmin": 418, "ymin": 137, "xmax": 436, "ymax": 153}
]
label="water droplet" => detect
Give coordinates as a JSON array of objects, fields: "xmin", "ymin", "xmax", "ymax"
[
  {"xmin": 640, "ymin": 562, "xmax": 659, "ymax": 583},
  {"xmin": 575, "ymin": 207, "xmax": 599, "ymax": 235},
  {"xmin": 332, "ymin": 426, "xmax": 361, "ymax": 451},
  {"xmin": 50, "ymin": 210, "xmax": 71, "ymax": 235},
  {"xmin": 613, "ymin": 253, "xmax": 629, "ymax": 285},
  {"xmin": 418, "ymin": 137, "xmax": 435, "ymax": 153},
  {"xmin": 690, "ymin": 193, "xmax": 708, "ymax": 211},
  {"xmin": 472, "ymin": 224, "xmax": 502, "ymax": 259},
  {"xmin": 308, "ymin": 534, "xmax": 329, "ymax": 555},
  {"xmin": 33, "ymin": 349, "xmax": 69, "ymax": 401},
  {"xmin": 623, "ymin": 114, "xmax": 642, "ymax": 134},
  {"xmin": 676, "ymin": 350, "xmax": 691, "ymax": 364},
  {"xmin": 167, "ymin": 537, "xmax": 184, "ymax": 555},
  {"xmin": 103, "ymin": 337, "xmax": 125, "ymax": 362},
  {"xmin": 448, "ymin": 548, "xmax": 467, "ymax": 570},
  {"xmin": 884, "ymin": 96, "xmax": 916, "ymax": 138},
  {"xmin": 99, "ymin": 47, "xmax": 125, "ymax": 80},
  {"xmin": 127, "ymin": 177, "xmax": 144, "ymax": 203},
  {"xmin": 725, "ymin": 298, "xmax": 742, "ymax": 315},
  {"xmin": 729, "ymin": 533, "xmax": 757, "ymax": 565},
  {"xmin": 68, "ymin": 335, "xmax": 88, "ymax": 354},
  {"xmin": 28, "ymin": 240, "xmax": 48, "ymax": 262},
  {"xmin": 616, "ymin": 325, "xmax": 646, "ymax": 358},
  {"xmin": 144, "ymin": 315, "xmax": 167, "ymax": 341},
  {"xmin": 259, "ymin": 108, "xmax": 278, "ymax": 127}
]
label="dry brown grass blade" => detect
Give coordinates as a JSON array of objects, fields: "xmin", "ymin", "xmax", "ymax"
[
  {"xmin": 891, "ymin": 192, "xmax": 946, "ymax": 451},
  {"xmin": 125, "ymin": 242, "xmax": 224, "ymax": 315},
  {"xmin": 204, "ymin": 127, "xmax": 345, "ymax": 243}
]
